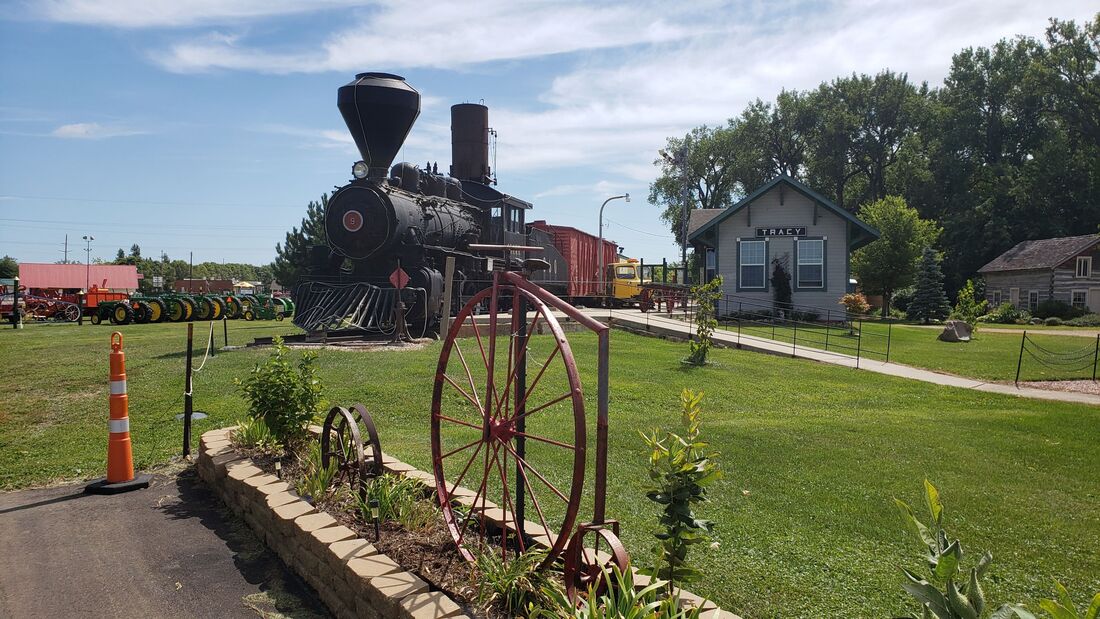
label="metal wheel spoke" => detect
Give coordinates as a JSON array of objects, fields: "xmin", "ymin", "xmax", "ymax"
[
  {"xmin": 513, "ymin": 431, "xmax": 575, "ymax": 451},
  {"xmin": 500, "ymin": 440, "xmax": 569, "ymax": 504},
  {"xmin": 441, "ymin": 374, "xmax": 485, "ymax": 415},
  {"xmin": 494, "ymin": 438, "xmax": 524, "ymax": 557},
  {"xmin": 494, "ymin": 308, "xmax": 543, "ymax": 419},
  {"xmin": 434, "ymin": 413, "xmax": 483, "ymax": 432},
  {"xmin": 512, "ymin": 445, "xmax": 554, "ymax": 545},
  {"xmin": 446, "ymin": 440, "xmax": 485, "ymax": 498},
  {"xmin": 511, "ymin": 343, "xmax": 561, "ymax": 418},
  {"xmin": 451, "ymin": 341, "xmax": 484, "ymax": 412},
  {"xmin": 456, "ymin": 440, "xmax": 500, "ymax": 549},
  {"xmin": 509, "ymin": 390, "xmax": 573, "ymax": 426},
  {"xmin": 440, "ymin": 437, "xmax": 482, "ymax": 460}
]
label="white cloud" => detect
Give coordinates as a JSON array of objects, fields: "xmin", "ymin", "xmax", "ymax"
[
  {"xmin": 150, "ymin": 0, "xmax": 709, "ymax": 73},
  {"xmin": 50, "ymin": 122, "xmax": 146, "ymax": 139},
  {"xmin": 31, "ymin": 0, "xmax": 371, "ymax": 28}
]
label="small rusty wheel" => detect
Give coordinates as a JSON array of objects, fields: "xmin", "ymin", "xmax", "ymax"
[
  {"xmin": 564, "ymin": 523, "xmax": 630, "ymax": 603},
  {"xmin": 320, "ymin": 405, "xmax": 383, "ymax": 500}
]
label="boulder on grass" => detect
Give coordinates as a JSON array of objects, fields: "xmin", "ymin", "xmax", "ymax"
[{"xmin": 938, "ymin": 320, "xmax": 972, "ymax": 342}]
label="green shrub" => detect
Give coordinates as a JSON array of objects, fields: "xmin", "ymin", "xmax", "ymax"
[
  {"xmin": 233, "ymin": 417, "xmax": 276, "ymax": 451},
  {"xmin": 687, "ymin": 276, "xmax": 723, "ymax": 366},
  {"xmin": 295, "ymin": 441, "xmax": 337, "ymax": 502},
  {"xmin": 893, "ymin": 287, "xmax": 916, "ymax": 313},
  {"xmin": 235, "ymin": 337, "xmax": 325, "ymax": 447},
  {"xmin": 840, "ymin": 292, "xmax": 872, "ymax": 316},
  {"xmin": 988, "ymin": 302, "xmax": 1026, "ymax": 324},
  {"xmin": 894, "ymin": 481, "xmax": 1033, "ymax": 619},
  {"xmin": 1033, "ymin": 300, "xmax": 1086, "ymax": 320},
  {"xmin": 474, "ymin": 547, "xmax": 562, "ymax": 615},
  {"xmin": 1045, "ymin": 317, "xmax": 1064, "ymax": 326},
  {"xmin": 356, "ymin": 474, "xmax": 435, "ymax": 531},
  {"xmin": 1065, "ymin": 313, "xmax": 1100, "ymax": 327},
  {"xmin": 639, "ymin": 389, "xmax": 722, "ymax": 592},
  {"xmin": 951, "ymin": 279, "xmax": 987, "ymax": 324},
  {"xmin": 529, "ymin": 565, "xmax": 704, "ymax": 618}
]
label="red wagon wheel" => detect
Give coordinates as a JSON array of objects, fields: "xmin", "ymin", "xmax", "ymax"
[{"xmin": 432, "ymin": 278, "xmax": 586, "ymax": 566}]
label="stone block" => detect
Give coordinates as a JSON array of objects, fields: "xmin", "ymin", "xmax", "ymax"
[
  {"xmin": 211, "ymin": 452, "xmax": 245, "ymax": 478},
  {"xmin": 346, "ymin": 553, "xmax": 402, "ymax": 586},
  {"xmin": 295, "ymin": 511, "xmax": 337, "ymax": 535},
  {"xmin": 699, "ymin": 609, "xmax": 743, "ymax": 619},
  {"xmin": 366, "ymin": 572, "xmax": 429, "ymax": 618},
  {"xmin": 257, "ymin": 480, "xmax": 291, "ymax": 497},
  {"xmin": 265, "ymin": 491, "xmax": 299, "ymax": 509},
  {"xmin": 326, "ymin": 539, "xmax": 377, "ymax": 573},
  {"xmin": 225, "ymin": 460, "xmax": 263, "ymax": 481},
  {"xmin": 399, "ymin": 591, "xmax": 464, "ymax": 618},
  {"xmin": 403, "ymin": 469, "xmax": 436, "ymax": 487}
]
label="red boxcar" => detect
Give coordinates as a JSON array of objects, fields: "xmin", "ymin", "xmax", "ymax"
[{"xmin": 528, "ymin": 221, "xmax": 618, "ymax": 299}]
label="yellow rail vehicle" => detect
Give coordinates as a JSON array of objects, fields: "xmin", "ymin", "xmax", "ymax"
[{"xmin": 605, "ymin": 258, "xmax": 650, "ymax": 307}]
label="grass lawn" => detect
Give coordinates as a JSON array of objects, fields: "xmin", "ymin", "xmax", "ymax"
[
  {"xmin": 1, "ymin": 321, "xmax": 1098, "ymax": 617},
  {"xmin": 710, "ymin": 319, "xmax": 1096, "ymax": 382}
]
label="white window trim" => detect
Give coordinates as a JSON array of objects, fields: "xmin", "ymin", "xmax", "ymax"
[
  {"xmin": 1027, "ymin": 290, "xmax": 1039, "ymax": 311},
  {"xmin": 796, "ymin": 239, "xmax": 825, "ymax": 289},
  {"xmin": 738, "ymin": 239, "xmax": 766, "ymax": 290},
  {"xmin": 1071, "ymin": 289, "xmax": 1088, "ymax": 308},
  {"xmin": 1076, "ymin": 256, "xmax": 1092, "ymax": 278},
  {"xmin": 991, "ymin": 290, "xmax": 1002, "ymax": 305}
]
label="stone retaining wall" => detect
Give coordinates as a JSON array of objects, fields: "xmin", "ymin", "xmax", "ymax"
[{"xmin": 196, "ymin": 426, "xmax": 738, "ymax": 619}]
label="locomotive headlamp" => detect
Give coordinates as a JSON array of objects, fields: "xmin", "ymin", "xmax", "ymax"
[{"xmin": 352, "ymin": 161, "xmax": 369, "ymax": 179}]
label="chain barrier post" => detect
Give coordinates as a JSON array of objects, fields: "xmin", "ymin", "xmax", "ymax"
[
  {"xmin": 1015, "ymin": 331, "xmax": 1026, "ymax": 386},
  {"xmin": 855, "ymin": 318, "xmax": 863, "ymax": 369},
  {"xmin": 183, "ymin": 323, "xmax": 194, "ymax": 457},
  {"xmin": 86, "ymin": 332, "xmax": 150, "ymax": 494},
  {"xmin": 886, "ymin": 319, "xmax": 893, "ymax": 363},
  {"xmin": 1092, "ymin": 334, "xmax": 1098, "ymax": 382},
  {"xmin": 223, "ymin": 315, "xmax": 229, "ymax": 348}
]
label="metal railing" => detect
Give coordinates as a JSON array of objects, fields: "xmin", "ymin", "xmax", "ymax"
[{"xmin": 659, "ymin": 291, "xmax": 895, "ymax": 368}]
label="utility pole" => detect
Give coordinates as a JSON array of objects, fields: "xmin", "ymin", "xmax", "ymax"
[
  {"xmin": 679, "ymin": 147, "xmax": 690, "ymax": 285},
  {"xmin": 63, "ymin": 234, "xmax": 69, "ymax": 263}
]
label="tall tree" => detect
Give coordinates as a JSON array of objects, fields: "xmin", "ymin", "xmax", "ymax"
[
  {"xmin": 273, "ymin": 194, "xmax": 329, "ymax": 286},
  {"xmin": 908, "ymin": 247, "xmax": 951, "ymax": 324},
  {"xmin": 0, "ymin": 255, "xmax": 17, "ymax": 279},
  {"xmin": 129, "ymin": 244, "xmax": 141, "ymax": 259},
  {"xmin": 851, "ymin": 196, "xmax": 941, "ymax": 316},
  {"xmin": 650, "ymin": 125, "xmax": 741, "ymax": 246}
]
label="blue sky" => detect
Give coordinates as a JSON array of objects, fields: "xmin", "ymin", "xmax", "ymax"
[{"xmin": 1, "ymin": 0, "xmax": 1095, "ymax": 267}]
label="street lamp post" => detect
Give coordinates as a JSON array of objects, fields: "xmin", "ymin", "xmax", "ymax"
[
  {"xmin": 597, "ymin": 193, "xmax": 630, "ymax": 298},
  {"xmin": 82, "ymin": 235, "xmax": 94, "ymax": 293}
]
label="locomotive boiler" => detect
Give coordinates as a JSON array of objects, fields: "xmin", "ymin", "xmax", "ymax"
[{"xmin": 292, "ymin": 73, "xmax": 535, "ymax": 336}]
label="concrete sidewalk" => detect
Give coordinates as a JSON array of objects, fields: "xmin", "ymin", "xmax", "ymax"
[
  {"xmin": 593, "ymin": 308, "xmax": 1100, "ymax": 407},
  {"xmin": 0, "ymin": 469, "xmax": 328, "ymax": 618}
]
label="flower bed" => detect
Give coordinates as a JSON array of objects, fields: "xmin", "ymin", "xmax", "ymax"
[{"xmin": 196, "ymin": 426, "xmax": 739, "ymax": 619}]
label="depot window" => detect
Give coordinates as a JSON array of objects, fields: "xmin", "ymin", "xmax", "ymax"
[
  {"xmin": 739, "ymin": 240, "xmax": 766, "ymax": 289},
  {"xmin": 797, "ymin": 239, "xmax": 824, "ymax": 288}
]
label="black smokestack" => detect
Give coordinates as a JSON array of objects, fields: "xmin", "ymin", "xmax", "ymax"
[
  {"xmin": 450, "ymin": 103, "xmax": 491, "ymax": 183},
  {"xmin": 338, "ymin": 73, "xmax": 420, "ymax": 179}
]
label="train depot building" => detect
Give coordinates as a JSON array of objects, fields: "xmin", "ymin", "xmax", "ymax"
[{"xmin": 687, "ymin": 175, "xmax": 879, "ymax": 309}]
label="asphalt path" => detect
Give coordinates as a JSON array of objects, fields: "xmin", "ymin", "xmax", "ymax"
[{"xmin": 0, "ymin": 469, "xmax": 328, "ymax": 618}]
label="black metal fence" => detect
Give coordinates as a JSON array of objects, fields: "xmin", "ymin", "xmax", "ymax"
[{"xmin": 1015, "ymin": 331, "xmax": 1100, "ymax": 384}]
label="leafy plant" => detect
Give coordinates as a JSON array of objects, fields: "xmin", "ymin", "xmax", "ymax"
[
  {"xmin": 474, "ymin": 547, "xmax": 562, "ymax": 615},
  {"xmin": 986, "ymin": 302, "xmax": 1028, "ymax": 325},
  {"xmin": 295, "ymin": 441, "xmax": 337, "ymax": 502},
  {"xmin": 356, "ymin": 474, "xmax": 436, "ymax": 531},
  {"xmin": 895, "ymin": 480, "xmax": 1034, "ymax": 619},
  {"xmin": 687, "ymin": 276, "xmax": 723, "ymax": 366},
  {"xmin": 235, "ymin": 336, "xmax": 325, "ymax": 447},
  {"xmin": 232, "ymin": 417, "xmax": 277, "ymax": 451},
  {"xmin": 1038, "ymin": 581, "xmax": 1100, "ymax": 619},
  {"xmin": 951, "ymin": 280, "xmax": 988, "ymax": 326},
  {"xmin": 529, "ymin": 564, "xmax": 705, "ymax": 619},
  {"xmin": 639, "ymin": 389, "xmax": 722, "ymax": 592}
]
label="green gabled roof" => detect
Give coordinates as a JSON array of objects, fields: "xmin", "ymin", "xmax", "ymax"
[{"xmin": 687, "ymin": 175, "xmax": 880, "ymax": 249}]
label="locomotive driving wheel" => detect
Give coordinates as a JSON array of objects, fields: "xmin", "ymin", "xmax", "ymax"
[
  {"xmin": 321, "ymin": 404, "xmax": 382, "ymax": 499},
  {"xmin": 432, "ymin": 275, "xmax": 586, "ymax": 567}
]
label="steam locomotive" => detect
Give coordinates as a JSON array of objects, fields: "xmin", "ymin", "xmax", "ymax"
[{"xmin": 292, "ymin": 73, "xmax": 584, "ymax": 336}]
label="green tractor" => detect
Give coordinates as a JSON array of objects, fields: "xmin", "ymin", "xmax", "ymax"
[
  {"xmin": 189, "ymin": 294, "xmax": 226, "ymax": 321},
  {"xmin": 239, "ymin": 294, "xmax": 291, "ymax": 321},
  {"xmin": 88, "ymin": 299, "xmax": 154, "ymax": 325},
  {"xmin": 157, "ymin": 293, "xmax": 198, "ymax": 322}
]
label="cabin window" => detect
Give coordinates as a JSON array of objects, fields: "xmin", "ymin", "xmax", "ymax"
[
  {"xmin": 615, "ymin": 266, "xmax": 636, "ymax": 280},
  {"xmin": 1076, "ymin": 256, "xmax": 1092, "ymax": 278},
  {"xmin": 739, "ymin": 240, "xmax": 766, "ymax": 289},
  {"xmin": 991, "ymin": 290, "xmax": 1002, "ymax": 306},
  {"xmin": 796, "ymin": 239, "xmax": 824, "ymax": 288},
  {"xmin": 1072, "ymin": 290, "xmax": 1088, "ymax": 309},
  {"xmin": 508, "ymin": 207, "xmax": 523, "ymax": 233},
  {"xmin": 1027, "ymin": 290, "xmax": 1039, "ymax": 311}
]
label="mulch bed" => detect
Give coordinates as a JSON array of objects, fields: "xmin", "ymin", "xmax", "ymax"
[
  {"xmin": 1014, "ymin": 379, "xmax": 1100, "ymax": 396},
  {"xmin": 240, "ymin": 443, "xmax": 511, "ymax": 619}
]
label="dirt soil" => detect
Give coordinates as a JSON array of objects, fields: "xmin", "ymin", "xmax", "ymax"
[{"xmin": 1013, "ymin": 379, "xmax": 1100, "ymax": 396}]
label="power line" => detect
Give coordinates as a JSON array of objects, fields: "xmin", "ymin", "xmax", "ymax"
[
  {"xmin": 0, "ymin": 194, "xmax": 308, "ymax": 209},
  {"xmin": 0, "ymin": 217, "xmax": 288, "ymax": 231},
  {"xmin": 604, "ymin": 218, "xmax": 674, "ymax": 239}
]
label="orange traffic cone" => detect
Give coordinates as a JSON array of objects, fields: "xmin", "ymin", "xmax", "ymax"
[{"xmin": 86, "ymin": 332, "xmax": 150, "ymax": 494}]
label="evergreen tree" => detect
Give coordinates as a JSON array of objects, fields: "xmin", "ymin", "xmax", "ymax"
[
  {"xmin": 130, "ymin": 244, "xmax": 141, "ymax": 259},
  {"xmin": 115, "ymin": 248, "xmax": 126, "ymax": 262},
  {"xmin": 908, "ymin": 246, "xmax": 951, "ymax": 324},
  {"xmin": 273, "ymin": 194, "xmax": 329, "ymax": 287},
  {"xmin": 0, "ymin": 255, "xmax": 17, "ymax": 279}
]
